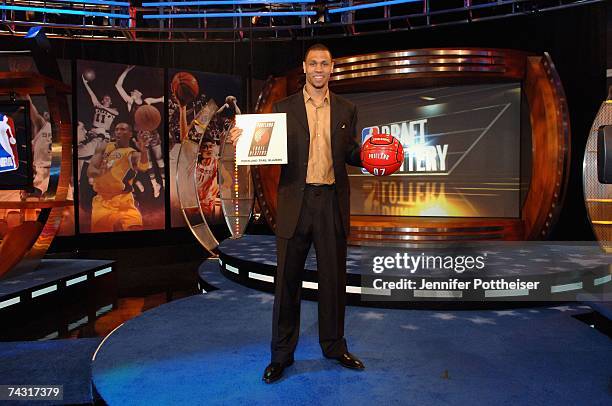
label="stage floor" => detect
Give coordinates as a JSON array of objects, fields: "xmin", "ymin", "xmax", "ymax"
[
  {"xmin": 216, "ymin": 235, "xmax": 612, "ymax": 306},
  {"xmin": 91, "ymin": 260, "xmax": 612, "ymax": 405}
]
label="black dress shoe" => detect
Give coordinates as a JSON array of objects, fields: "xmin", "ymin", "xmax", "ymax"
[
  {"xmin": 331, "ymin": 352, "xmax": 365, "ymax": 370},
  {"xmin": 262, "ymin": 358, "xmax": 294, "ymax": 384}
]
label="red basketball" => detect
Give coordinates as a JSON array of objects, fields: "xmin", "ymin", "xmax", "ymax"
[
  {"xmin": 171, "ymin": 72, "xmax": 199, "ymax": 105},
  {"xmin": 360, "ymin": 133, "xmax": 404, "ymax": 176},
  {"xmin": 134, "ymin": 104, "xmax": 161, "ymax": 131}
]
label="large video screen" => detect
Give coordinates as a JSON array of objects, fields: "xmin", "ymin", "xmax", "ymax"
[
  {"xmin": 344, "ymin": 83, "xmax": 522, "ymax": 218},
  {"xmin": 0, "ymin": 101, "xmax": 32, "ymax": 190}
]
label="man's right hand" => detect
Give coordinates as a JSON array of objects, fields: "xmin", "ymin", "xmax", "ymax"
[{"xmin": 229, "ymin": 127, "xmax": 243, "ymax": 145}]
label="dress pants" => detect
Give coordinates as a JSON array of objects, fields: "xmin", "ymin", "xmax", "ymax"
[{"xmin": 271, "ymin": 184, "xmax": 348, "ymax": 364}]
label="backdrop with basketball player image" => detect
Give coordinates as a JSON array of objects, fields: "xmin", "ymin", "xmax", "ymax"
[
  {"xmin": 0, "ymin": 56, "xmax": 75, "ymax": 236},
  {"xmin": 167, "ymin": 68, "xmax": 242, "ymax": 227},
  {"xmin": 76, "ymin": 60, "xmax": 165, "ymax": 233}
]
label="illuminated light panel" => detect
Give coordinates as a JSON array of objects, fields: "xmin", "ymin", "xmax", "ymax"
[
  {"xmin": 550, "ymin": 282, "xmax": 583, "ymax": 293},
  {"xmin": 0, "ymin": 5, "xmax": 130, "ymax": 18},
  {"xmin": 31, "ymin": 285, "xmax": 58, "ymax": 298},
  {"xmin": 329, "ymin": 0, "xmax": 422, "ymax": 14},
  {"xmin": 485, "ymin": 289, "xmax": 529, "ymax": 297},
  {"xmin": 413, "ymin": 290, "xmax": 462, "ymax": 298},
  {"xmin": 143, "ymin": 0, "xmax": 314, "ymax": 6},
  {"xmin": 0, "ymin": 296, "xmax": 21, "ymax": 309},
  {"xmin": 143, "ymin": 11, "xmax": 316, "ymax": 19},
  {"xmin": 226, "ymin": 264, "xmax": 239, "ymax": 274},
  {"xmin": 248, "ymin": 272, "xmax": 274, "ymax": 282},
  {"xmin": 68, "ymin": 316, "xmax": 89, "ymax": 331},
  {"xmin": 594, "ymin": 274, "xmax": 611, "ymax": 286},
  {"xmin": 94, "ymin": 267, "xmax": 113, "ymax": 277},
  {"xmin": 40, "ymin": 331, "xmax": 59, "ymax": 340},
  {"xmin": 66, "ymin": 275, "xmax": 88, "ymax": 286},
  {"xmin": 302, "ymin": 281, "xmax": 318, "ymax": 289},
  {"xmin": 346, "ymin": 285, "xmax": 362, "ymax": 294},
  {"xmin": 96, "ymin": 304, "xmax": 113, "ymax": 316},
  {"xmin": 351, "ymin": 286, "xmax": 393, "ymax": 296}
]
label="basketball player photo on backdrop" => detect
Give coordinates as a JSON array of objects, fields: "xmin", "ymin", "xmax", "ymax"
[
  {"xmin": 167, "ymin": 68, "xmax": 242, "ymax": 227},
  {"xmin": 77, "ymin": 60, "xmax": 165, "ymax": 233}
]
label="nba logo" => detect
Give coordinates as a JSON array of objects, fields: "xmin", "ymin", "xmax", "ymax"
[
  {"xmin": 0, "ymin": 113, "xmax": 18, "ymax": 173},
  {"xmin": 361, "ymin": 126, "xmax": 380, "ymax": 174},
  {"xmin": 361, "ymin": 126, "xmax": 380, "ymax": 143}
]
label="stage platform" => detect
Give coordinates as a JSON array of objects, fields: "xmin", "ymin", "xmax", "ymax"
[
  {"xmin": 0, "ymin": 259, "xmax": 117, "ymax": 341},
  {"xmin": 91, "ymin": 260, "xmax": 612, "ymax": 405},
  {"xmin": 214, "ymin": 235, "xmax": 612, "ymax": 307}
]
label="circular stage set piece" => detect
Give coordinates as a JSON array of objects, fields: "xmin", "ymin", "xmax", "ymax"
[
  {"xmin": 90, "ymin": 261, "xmax": 612, "ymax": 405},
  {"xmin": 214, "ymin": 235, "xmax": 611, "ymax": 308}
]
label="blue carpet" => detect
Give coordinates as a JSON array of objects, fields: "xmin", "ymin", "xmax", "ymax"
[
  {"xmin": 92, "ymin": 260, "xmax": 612, "ymax": 406},
  {"xmin": 0, "ymin": 337, "xmax": 102, "ymax": 405}
]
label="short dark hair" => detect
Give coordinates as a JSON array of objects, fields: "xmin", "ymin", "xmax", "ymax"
[
  {"xmin": 114, "ymin": 122, "xmax": 132, "ymax": 133},
  {"xmin": 304, "ymin": 43, "xmax": 332, "ymax": 61}
]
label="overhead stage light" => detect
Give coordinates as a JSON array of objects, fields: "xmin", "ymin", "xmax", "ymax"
[{"xmin": 25, "ymin": 26, "xmax": 43, "ymax": 39}]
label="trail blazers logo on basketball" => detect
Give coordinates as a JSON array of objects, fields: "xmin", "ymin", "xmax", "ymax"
[{"xmin": 361, "ymin": 118, "xmax": 449, "ymax": 175}]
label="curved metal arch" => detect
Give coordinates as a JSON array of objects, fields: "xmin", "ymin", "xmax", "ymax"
[
  {"xmin": 0, "ymin": 45, "xmax": 72, "ymax": 278},
  {"xmin": 176, "ymin": 98, "xmax": 220, "ymax": 254},
  {"xmin": 583, "ymin": 100, "xmax": 612, "ymax": 252}
]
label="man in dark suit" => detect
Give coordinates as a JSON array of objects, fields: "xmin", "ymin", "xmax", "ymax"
[{"xmin": 231, "ymin": 43, "xmax": 364, "ymax": 383}]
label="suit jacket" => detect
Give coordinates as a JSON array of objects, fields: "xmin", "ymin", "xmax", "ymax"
[{"xmin": 273, "ymin": 90, "xmax": 362, "ymax": 239}]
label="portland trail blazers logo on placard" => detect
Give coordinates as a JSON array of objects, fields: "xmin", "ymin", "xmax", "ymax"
[
  {"xmin": 0, "ymin": 113, "xmax": 18, "ymax": 173},
  {"xmin": 248, "ymin": 121, "xmax": 274, "ymax": 157}
]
